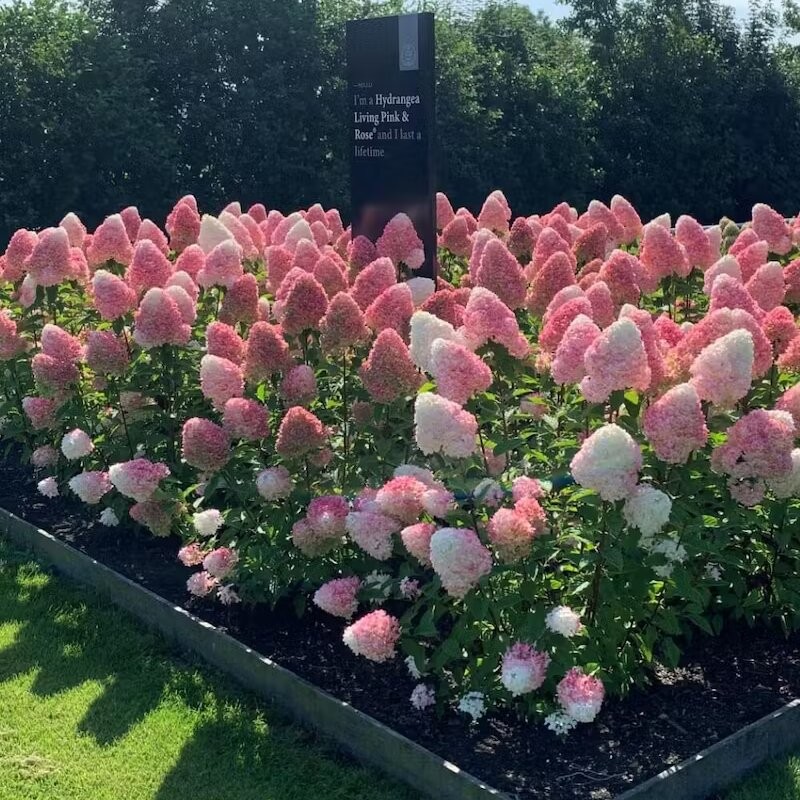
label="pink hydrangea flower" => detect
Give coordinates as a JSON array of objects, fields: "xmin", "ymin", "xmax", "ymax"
[
  {"xmin": 174, "ymin": 244, "xmax": 206, "ymax": 281},
  {"xmin": 320, "ymin": 291, "xmax": 370, "ymax": 353},
  {"xmin": 92, "ymin": 270, "xmax": 137, "ymax": 320},
  {"xmin": 178, "ymin": 543, "xmax": 206, "ymax": 567},
  {"xmin": 475, "ymin": 239, "xmax": 527, "ymax": 309},
  {"xmin": 342, "ymin": 610, "xmax": 401, "ymax": 662},
  {"xmin": 346, "ymin": 510, "xmax": 401, "ymax": 559},
  {"xmin": 752, "ymin": 203, "xmax": 792, "ymax": 255},
  {"xmin": 540, "ymin": 296, "xmax": 594, "ymax": 355},
  {"xmin": 776, "ymin": 384, "xmax": 800, "ymax": 428},
  {"xmin": 736, "ymin": 240, "xmax": 769, "ymax": 283},
  {"xmin": 785, "ymin": 259, "xmax": 800, "ymax": 303},
  {"xmin": 182, "ymin": 417, "xmax": 231, "ymax": 472},
  {"xmin": 376, "ymin": 213, "xmax": 425, "ymax": 269},
  {"xmin": 187, "ymin": 570, "xmax": 218, "ymax": 597},
  {"xmin": 24, "ymin": 227, "xmax": 71, "ymax": 286},
  {"xmin": 68, "ymin": 470, "xmax": 112, "ymax": 505},
  {"xmin": 166, "ymin": 197, "xmax": 202, "ymax": 252},
  {"xmin": 501, "ymin": 643, "xmax": 550, "ymax": 696},
  {"xmin": 436, "ymin": 192, "xmax": 456, "ymax": 230},
  {"xmin": 279, "ymin": 273, "xmax": 328, "ymax": 335},
  {"xmin": 119, "ymin": 206, "xmax": 143, "ymax": 241},
  {"xmin": 429, "ymin": 527, "xmax": 492, "ymax": 599},
  {"xmin": 40, "ymin": 324, "xmax": 81, "ymax": 363},
  {"xmin": 477, "ymin": 189, "xmax": 511, "ymax": 234},
  {"xmin": 200, "ymin": 354, "xmax": 244, "ymax": 410},
  {"xmin": 203, "ymin": 547, "xmax": 239, "ymax": 579},
  {"xmin": 313, "ymin": 255, "xmax": 349, "ymax": 298},
  {"xmin": 133, "ymin": 288, "xmax": 191, "ymax": 348},
  {"xmin": 375, "ymin": 476, "xmax": 428, "ymax": 523},
  {"xmin": 762, "ymin": 306, "xmax": 798, "ymax": 355},
  {"xmin": 401, "ymin": 522, "xmax": 436, "ymax": 566},
  {"xmin": 639, "ymin": 222, "xmax": 689, "ymax": 280},
  {"xmin": 439, "ymin": 216, "xmax": 473, "ymax": 257},
  {"xmin": 109, "ymin": 458, "xmax": 170, "ymax": 501},
  {"xmin": 347, "ymin": 234, "xmax": 377, "ymax": 272},
  {"xmin": 675, "ymin": 215, "xmax": 718, "ymax": 269},
  {"xmin": 507, "ymin": 216, "xmax": 537, "ymax": 260},
  {"xmin": 570, "ymin": 424, "xmax": 642, "ymax": 501},
  {"xmin": 428, "ymin": 338, "xmax": 492, "ymax": 404},
  {"xmin": 365, "ymin": 282, "xmax": 415, "ymax": 339},
  {"xmin": 206, "ymin": 321, "xmax": 245, "ymax": 364},
  {"xmin": 488, "ymin": 508, "xmax": 538, "ymax": 563},
  {"xmin": 314, "ymin": 576, "xmax": 361, "ymax": 619},
  {"xmin": 87, "ymin": 214, "xmax": 134, "ymax": 267},
  {"xmin": 462, "ymin": 287, "xmax": 529, "ymax": 358},
  {"xmin": 85, "ymin": 330, "xmax": 128, "ymax": 375},
  {"xmin": 551, "ymin": 314, "xmax": 601, "ymax": 385},
  {"xmin": 256, "ymin": 466, "xmax": 294, "ymax": 500},
  {"xmin": 275, "ymin": 406, "xmax": 327, "ymax": 459},
  {"xmin": 3, "ymin": 228, "xmax": 38, "ymax": 281},
  {"xmin": 360, "ymin": 329, "xmax": 421, "ymax": 403},
  {"xmin": 219, "ymin": 273, "xmax": 259, "ymax": 325},
  {"xmin": 531, "ymin": 227, "xmax": 573, "ymax": 277},
  {"xmin": 597, "ymin": 250, "xmax": 643, "ymax": 309},
  {"xmin": 197, "ymin": 240, "xmax": 243, "ymax": 289},
  {"xmin": 557, "ymin": 668, "xmax": 605, "ymax": 722},
  {"xmin": 610, "ymin": 195, "xmax": 643, "ymax": 243},
  {"xmin": 244, "ymin": 322, "xmax": 291, "ymax": 382},
  {"xmin": 527, "ymin": 252, "xmax": 578, "ymax": 316},
  {"xmin": 746, "ymin": 261, "xmax": 785, "ymax": 311},
  {"xmin": 31, "ymin": 445, "xmax": 59, "ymax": 469},
  {"xmin": 22, "ymin": 396, "xmax": 58, "ymax": 430},
  {"xmin": 350, "ymin": 256, "xmax": 397, "ymax": 310},
  {"xmin": 580, "ymin": 317, "xmax": 651, "ymax": 402},
  {"xmin": 222, "ymin": 397, "xmax": 269, "ymax": 440},
  {"xmin": 642, "ymin": 383, "xmax": 708, "ymax": 463},
  {"xmin": 61, "ymin": 428, "xmax": 93, "ymax": 460},
  {"xmin": 32, "ymin": 353, "xmax": 79, "ymax": 393},
  {"xmin": 690, "ymin": 328, "xmax": 754, "ymax": 408}
]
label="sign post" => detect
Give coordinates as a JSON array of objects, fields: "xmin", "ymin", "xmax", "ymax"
[{"xmin": 346, "ymin": 12, "xmax": 436, "ymax": 280}]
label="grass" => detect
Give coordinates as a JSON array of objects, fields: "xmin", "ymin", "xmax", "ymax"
[
  {"xmin": 0, "ymin": 538, "xmax": 414, "ymax": 800},
  {"xmin": 725, "ymin": 756, "xmax": 800, "ymax": 799}
]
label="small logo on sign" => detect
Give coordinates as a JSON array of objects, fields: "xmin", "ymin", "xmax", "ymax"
[{"xmin": 400, "ymin": 43, "xmax": 417, "ymax": 70}]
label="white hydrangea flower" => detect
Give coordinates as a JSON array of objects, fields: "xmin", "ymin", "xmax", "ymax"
[
  {"xmin": 197, "ymin": 214, "xmax": 234, "ymax": 253},
  {"xmin": 473, "ymin": 478, "xmax": 504, "ymax": 508},
  {"xmin": 61, "ymin": 429, "xmax": 94, "ymax": 460},
  {"xmin": 193, "ymin": 509, "xmax": 224, "ymax": 537},
  {"xmin": 99, "ymin": 508, "xmax": 120, "ymax": 527},
  {"xmin": 457, "ymin": 691, "xmax": 486, "ymax": 722},
  {"xmin": 37, "ymin": 477, "xmax": 59, "ymax": 498},
  {"xmin": 544, "ymin": 712, "xmax": 579, "ymax": 736},
  {"xmin": 405, "ymin": 655, "xmax": 422, "ymax": 680},
  {"xmin": 705, "ymin": 563, "xmax": 722, "ymax": 581},
  {"xmin": 410, "ymin": 683, "xmax": 436, "ymax": 710},
  {"xmin": 649, "ymin": 536, "xmax": 687, "ymax": 578},
  {"xmin": 406, "ymin": 277, "xmax": 436, "ymax": 307},
  {"xmin": 623, "ymin": 484, "xmax": 672, "ymax": 537},
  {"xmin": 545, "ymin": 606, "xmax": 583, "ymax": 638},
  {"xmin": 409, "ymin": 310, "xmax": 465, "ymax": 373}
]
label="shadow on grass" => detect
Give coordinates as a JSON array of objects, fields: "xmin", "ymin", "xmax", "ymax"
[{"xmin": 0, "ymin": 542, "xmax": 411, "ymax": 800}]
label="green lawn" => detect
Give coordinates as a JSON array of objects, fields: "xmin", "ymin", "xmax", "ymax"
[
  {"xmin": 0, "ymin": 538, "xmax": 413, "ymax": 800},
  {"xmin": 725, "ymin": 756, "xmax": 800, "ymax": 800}
]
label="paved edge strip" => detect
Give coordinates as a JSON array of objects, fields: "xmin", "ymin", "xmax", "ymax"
[
  {"xmin": 0, "ymin": 506, "xmax": 506, "ymax": 800},
  {"xmin": 615, "ymin": 698, "xmax": 800, "ymax": 798},
  {"xmin": 3, "ymin": 505, "xmax": 797, "ymax": 800}
]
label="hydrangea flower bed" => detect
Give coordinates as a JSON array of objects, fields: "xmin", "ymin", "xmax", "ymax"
[{"xmin": 2, "ymin": 192, "xmax": 800, "ymax": 735}]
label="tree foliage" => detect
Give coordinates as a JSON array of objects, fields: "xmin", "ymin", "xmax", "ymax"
[{"xmin": 1, "ymin": 0, "xmax": 800, "ymax": 243}]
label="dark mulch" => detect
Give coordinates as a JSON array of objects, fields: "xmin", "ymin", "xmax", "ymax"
[{"xmin": 1, "ymin": 454, "xmax": 797, "ymax": 800}]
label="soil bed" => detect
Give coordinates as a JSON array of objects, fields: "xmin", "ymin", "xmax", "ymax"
[{"xmin": 0, "ymin": 454, "xmax": 797, "ymax": 800}]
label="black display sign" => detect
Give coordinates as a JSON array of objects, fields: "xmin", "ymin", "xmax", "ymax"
[{"xmin": 346, "ymin": 12, "xmax": 436, "ymax": 280}]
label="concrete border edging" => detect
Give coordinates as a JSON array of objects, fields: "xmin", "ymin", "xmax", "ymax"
[
  {"xmin": 0, "ymin": 507, "xmax": 505, "ymax": 800},
  {"xmin": 3, "ymin": 505, "xmax": 799, "ymax": 800},
  {"xmin": 616, "ymin": 699, "xmax": 800, "ymax": 799}
]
